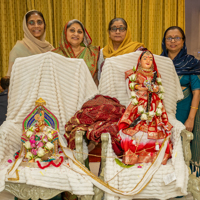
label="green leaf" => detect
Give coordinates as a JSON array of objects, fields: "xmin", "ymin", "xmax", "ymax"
[
  {"xmin": 115, "ymin": 158, "xmax": 134, "ymax": 168},
  {"xmin": 35, "ymin": 135, "xmax": 40, "ymax": 141}
]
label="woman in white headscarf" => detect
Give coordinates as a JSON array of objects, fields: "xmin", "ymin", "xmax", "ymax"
[{"xmin": 7, "ymin": 10, "xmax": 54, "ymax": 76}]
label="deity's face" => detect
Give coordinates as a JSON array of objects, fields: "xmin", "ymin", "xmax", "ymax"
[
  {"xmin": 27, "ymin": 13, "xmax": 45, "ymax": 40},
  {"xmin": 140, "ymin": 52, "xmax": 153, "ymax": 69},
  {"xmin": 66, "ymin": 23, "xmax": 84, "ymax": 48},
  {"xmin": 165, "ymin": 29, "xmax": 184, "ymax": 55},
  {"xmin": 109, "ymin": 20, "xmax": 127, "ymax": 44}
]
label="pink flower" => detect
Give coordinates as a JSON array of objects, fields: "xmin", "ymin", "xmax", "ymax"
[
  {"xmin": 31, "ymin": 149, "xmax": 37, "ymax": 155},
  {"xmin": 8, "ymin": 159, "xmax": 13, "ymax": 163},
  {"xmin": 30, "ymin": 140, "xmax": 36, "ymax": 144},
  {"xmin": 137, "ymin": 165, "xmax": 142, "ymax": 168},
  {"xmin": 31, "ymin": 143, "xmax": 36, "ymax": 148},
  {"xmin": 37, "ymin": 142, "xmax": 44, "ymax": 148},
  {"xmin": 30, "ymin": 135, "xmax": 35, "ymax": 140}
]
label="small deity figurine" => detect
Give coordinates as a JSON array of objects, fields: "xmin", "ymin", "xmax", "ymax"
[
  {"xmin": 117, "ymin": 51, "xmax": 173, "ymax": 165},
  {"xmin": 21, "ymin": 98, "xmax": 59, "ymax": 163},
  {"xmin": 34, "ymin": 110, "xmax": 46, "ymax": 131}
]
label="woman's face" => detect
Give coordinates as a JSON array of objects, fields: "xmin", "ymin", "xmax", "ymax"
[
  {"xmin": 140, "ymin": 52, "xmax": 153, "ymax": 69},
  {"xmin": 109, "ymin": 20, "xmax": 127, "ymax": 44},
  {"xmin": 27, "ymin": 13, "xmax": 45, "ymax": 40},
  {"xmin": 165, "ymin": 29, "xmax": 184, "ymax": 54},
  {"xmin": 66, "ymin": 23, "xmax": 84, "ymax": 47}
]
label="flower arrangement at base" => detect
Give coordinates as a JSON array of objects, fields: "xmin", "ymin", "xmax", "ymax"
[
  {"xmin": 9, "ymin": 99, "xmax": 64, "ymax": 170},
  {"xmin": 22, "ymin": 125, "xmax": 58, "ymax": 162}
]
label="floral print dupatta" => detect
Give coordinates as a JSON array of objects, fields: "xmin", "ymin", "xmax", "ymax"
[{"xmin": 52, "ymin": 20, "xmax": 99, "ymax": 77}]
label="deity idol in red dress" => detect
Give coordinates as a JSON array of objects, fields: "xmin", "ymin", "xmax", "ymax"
[{"xmin": 118, "ymin": 51, "xmax": 173, "ymax": 165}]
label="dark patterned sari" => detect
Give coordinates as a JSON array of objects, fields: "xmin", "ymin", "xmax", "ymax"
[{"xmin": 65, "ymin": 95, "xmax": 126, "ymax": 155}]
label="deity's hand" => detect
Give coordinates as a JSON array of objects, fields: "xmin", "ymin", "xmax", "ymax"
[
  {"xmin": 153, "ymin": 85, "xmax": 159, "ymax": 93},
  {"xmin": 136, "ymin": 85, "xmax": 148, "ymax": 91}
]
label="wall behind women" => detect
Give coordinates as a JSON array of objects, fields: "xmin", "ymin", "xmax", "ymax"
[
  {"xmin": 0, "ymin": 0, "xmax": 185, "ymax": 77},
  {"xmin": 185, "ymin": 0, "xmax": 200, "ymax": 59}
]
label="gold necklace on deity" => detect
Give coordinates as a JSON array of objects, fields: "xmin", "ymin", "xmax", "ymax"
[{"xmin": 137, "ymin": 68, "xmax": 154, "ymax": 76}]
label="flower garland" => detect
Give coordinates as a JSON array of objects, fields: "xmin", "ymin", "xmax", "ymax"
[
  {"xmin": 37, "ymin": 156, "xmax": 64, "ymax": 169},
  {"xmin": 22, "ymin": 124, "xmax": 58, "ymax": 162},
  {"xmin": 129, "ymin": 66, "xmax": 165, "ymax": 122}
]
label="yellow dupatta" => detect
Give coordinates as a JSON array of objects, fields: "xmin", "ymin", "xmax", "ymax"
[{"xmin": 103, "ymin": 25, "xmax": 145, "ymax": 59}]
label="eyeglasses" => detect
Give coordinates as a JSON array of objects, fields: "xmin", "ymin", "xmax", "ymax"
[
  {"xmin": 165, "ymin": 37, "xmax": 182, "ymax": 42},
  {"xmin": 28, "ymin": 20, "xmax": 44, "ymax": 26},
  {"xmin": 110, "ymin": 26, "xmax": 127, "ymax": 32}
]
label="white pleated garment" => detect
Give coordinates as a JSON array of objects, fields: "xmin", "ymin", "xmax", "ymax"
[
  {"xmin": 0, "ymin": 51, "xmax": 98, "ymax": 162},
  {"xmin": 0, "ymin": 52, "xmax": 99, "ymax": 194}
]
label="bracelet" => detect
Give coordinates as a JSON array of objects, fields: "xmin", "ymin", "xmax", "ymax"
[{"xmin": 190, "ymin": 106, "xmax": 198, "ymax": 110}]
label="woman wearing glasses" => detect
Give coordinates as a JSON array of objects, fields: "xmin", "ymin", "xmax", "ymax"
[
  {"xmin": 98, "ymin": 18, "xmax": 145, "ymax": 79},
  {"xmin": 7, "ymin": 10, "xmax": 54, "ymax": 76},
  {"xmin": 161, "ymin": 26, "xmax": 200, "ymax": 175}
]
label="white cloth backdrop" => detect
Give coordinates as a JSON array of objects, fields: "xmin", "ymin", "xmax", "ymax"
[
  {"xmin": 0, "ymin": 52, "xmax": 98, "ymax": 194},
  {"xmin": 0, "ymin": 51, "xmax": 98, "ymax": 164}
]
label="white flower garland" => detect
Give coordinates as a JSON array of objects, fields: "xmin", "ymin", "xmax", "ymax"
[{"xmin": 129, "ymin": 66, "xmax": 165, "ymax": 122}]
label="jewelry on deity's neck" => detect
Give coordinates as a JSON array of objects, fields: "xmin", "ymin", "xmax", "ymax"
[
  {"xmin": 141, "ymin": 68, "xmax": 152, "ymax": 72},
  {"xmin": 137, "ymin": 68, "xmax": 154, "ymax": 76}
]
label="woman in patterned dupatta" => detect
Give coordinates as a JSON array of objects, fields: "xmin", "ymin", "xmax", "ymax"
[
  {"xmin": 52, "ymin": 19, "xmax": 99, "ymax": 85},
  {"xmin": 161, "ymin": 26, "xmax": 200, "ymax": 176}
]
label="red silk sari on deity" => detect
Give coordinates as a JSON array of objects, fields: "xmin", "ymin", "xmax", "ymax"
[
  {"xmin": 118, "ymin": 51, "xmax": 173, "ymax": 165},
  {"xmin": 65, "ymin": 95, "xmax": 126, "ymax": 155},
  {"xmin": 119, "ymin": 70, "xmax": 172, "ymax": 138}
]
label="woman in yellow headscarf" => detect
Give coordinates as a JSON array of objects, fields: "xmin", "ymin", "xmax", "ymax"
[{"xmin": 98, "ymin": 18, "xmax": 145, "ymax": 79}]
